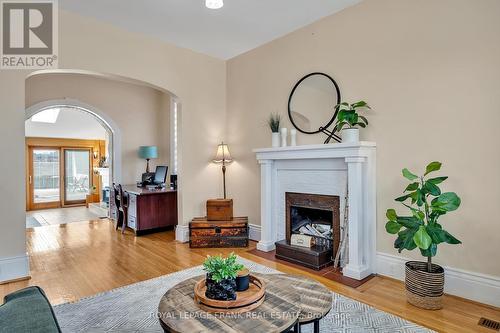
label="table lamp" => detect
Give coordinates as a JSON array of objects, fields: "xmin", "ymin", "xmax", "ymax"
[
  {"xmin": 138, "ymin": 146, "xmax": 158, "ymax": 173},
  {"xmin": 212, "ymin": 142, "xmax": 232, "ymax": 199}
]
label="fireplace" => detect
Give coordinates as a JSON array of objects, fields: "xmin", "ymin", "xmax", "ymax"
[
  {"xmin": 275, "ymin": 192, "xmax": 340, "ymax": 270},
  {"xmin": 255, "ymin": 143, "xmax": 376, "ymax": 280}
]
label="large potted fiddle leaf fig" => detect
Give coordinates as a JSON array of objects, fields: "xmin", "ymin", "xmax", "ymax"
[{"xmin": 385, "ymin": 161, "xmax": 461, "ymax": 310}]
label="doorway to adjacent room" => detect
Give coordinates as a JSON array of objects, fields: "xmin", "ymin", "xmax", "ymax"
[
  {"xmin": 25, "ymin": 105, "xmax": 114, "ymax": 227},
  {"xmin": 27, "ymin": 145, "xmax": 95, "ymax": 210}
]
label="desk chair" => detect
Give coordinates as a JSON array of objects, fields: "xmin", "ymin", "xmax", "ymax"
[
  {"xmin": 113, "ymin": 183, "xmax": 128, "ymax": 233},
  {"xmin": 119, "ymin": 185, "xmax": 129, "ymax": 234}
]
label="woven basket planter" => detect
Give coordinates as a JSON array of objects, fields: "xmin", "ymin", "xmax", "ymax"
[{"xmin": 405, "ymin": 261, "xmax": 444, "ymax": 310}]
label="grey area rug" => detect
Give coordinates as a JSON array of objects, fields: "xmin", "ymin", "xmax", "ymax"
[{"xmin": 54, "ymin": 257, "xmax": 434, "ymax": 333}]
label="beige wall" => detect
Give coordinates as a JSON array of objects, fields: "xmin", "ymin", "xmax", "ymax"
[
  {"xmin": 227, "ymin": 0, "xmax": 500, "ymax": 276},
  {"xmin": 0, "ymin": 72, "xmax": 27, "ymax": 259},
  {"xmin": 26, "ymin": 73, "xmax": 171, "ymax": 184},
  {"xmin": 0, "ymin": 9, "xmax": 226, "ymax": 273}
]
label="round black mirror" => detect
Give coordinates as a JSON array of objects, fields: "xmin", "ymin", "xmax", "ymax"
[{"xmin": 288, "ymin": 72, "xmax": 341, "ymax": 136}]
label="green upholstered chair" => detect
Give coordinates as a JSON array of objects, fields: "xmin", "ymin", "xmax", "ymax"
[{"xmin": 0, "ymin": 286, "xmax": 61, "ymax": 333}]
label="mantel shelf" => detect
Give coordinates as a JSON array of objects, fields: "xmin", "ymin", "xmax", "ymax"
[
  {"xmin": 253, "ymin": 141, "xmax": 376, "ymax": 153},
  {"xmin": 254, "ymin": 142, "xmax": 376, "ymax": 162}
]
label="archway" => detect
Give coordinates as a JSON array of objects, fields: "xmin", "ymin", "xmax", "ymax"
[
  {"xmin": 25, "ymin": 99, "xmax": 122, "ymax": 184},
  {"xmin": 24, "ymin": 70, "xmax": 183, "ymax": 225},
  {"xmin": 25, "ymin": 101, "xmax": 120, "ymax": 220},
  {"xmin": 25, "ymin": 69, "xmax": 183, "ymax": 194}
]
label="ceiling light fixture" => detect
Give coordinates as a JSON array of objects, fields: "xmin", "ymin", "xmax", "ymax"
[
  {"xmin": 206, "ymin": 0, "xmax": 223, "ymax": 10},
  {"xmin": 31, "ymin": 108, "xmax": 60, "ymax": 123}
]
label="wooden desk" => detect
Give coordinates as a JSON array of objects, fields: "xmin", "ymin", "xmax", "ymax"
[{"xmin": 120, "ymin": 185, "xmax": 177, "ymax": 235}]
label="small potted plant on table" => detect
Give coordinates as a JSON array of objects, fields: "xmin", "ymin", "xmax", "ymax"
[
  {"xmin": 203, "ymin": 253, "xmax": 244, "ymax": 301},
  {"xmin": 236, "ymin": 267, "xmax": 250, "ymax": 291},
  {"xmin": 333, "ymin": 101, "xmax": 370, "ymax": 143},
  {"xmin": 385, "ymin": 161, "xmax": 461, "ymax": 309}
]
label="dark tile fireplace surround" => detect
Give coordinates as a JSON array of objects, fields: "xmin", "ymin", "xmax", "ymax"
[{"xmin": 275, "ymin": 192, "xmax": 340, "ymax": 270}]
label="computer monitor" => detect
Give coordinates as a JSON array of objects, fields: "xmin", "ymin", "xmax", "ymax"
[{"xmin": 154, "ymin": 166, "xmax": 168, "ymax": 185}]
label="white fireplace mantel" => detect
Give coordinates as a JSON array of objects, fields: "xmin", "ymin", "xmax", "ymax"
[{"xmin": 253, "ymin": 142, "xmax": 377, "ymax": 280}]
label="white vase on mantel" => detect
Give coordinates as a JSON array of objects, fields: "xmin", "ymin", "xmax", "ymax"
[
  {"xmin": 280, "ymin": 128, "xmax": 288, "ymax": 147},
  {"xmin": 342, "ymin": 128, "xmax": 360, "ymax": 143},
  {"xmin": 290, "ymin": 129, "xmax": 297, "ymax": 146},
  {"xmin": 271, "ymin": 132, "xmax": 280, "ymax": 148}
]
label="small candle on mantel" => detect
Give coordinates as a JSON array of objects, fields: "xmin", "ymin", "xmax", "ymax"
[
  {"xmin": 280, "ymin": 128, "xmax": 288, "ymax": 147},
  {"xmin": 290, "ymin": 128, "xmax": 297, "ymax": 146}
]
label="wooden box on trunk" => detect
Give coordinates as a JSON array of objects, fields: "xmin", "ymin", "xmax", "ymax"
[
  {"xmin": 206, "ymin": 199, "xmax": 233, "ymax": 221},
  {"xmin": 189, "ymin": 217, "xmax": 248, "ymax": 248}
]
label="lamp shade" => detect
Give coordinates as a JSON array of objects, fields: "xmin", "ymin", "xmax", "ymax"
[
  {"xmin": 213, "ymin": 142, "xmax": 232, "ymax": 163},
  {"xmin": 138, "ymin": 146, "xmax": 158, "ymax": 159}
]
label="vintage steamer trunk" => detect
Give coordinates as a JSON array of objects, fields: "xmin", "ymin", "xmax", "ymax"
[
  {"xmin": 206, "ymin": 199, "xmax": 233, "ymax": 221},
  {"xmin": 189, "ymin": 217, "xmax": 248, "ymax": 248}
]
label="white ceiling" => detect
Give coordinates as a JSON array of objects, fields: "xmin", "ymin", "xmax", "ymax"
[
  {"xmin": 60, "ymin": 0, "xmax": 361, "ymax": 59},
  {"xmin": 26, "ymin": 107, "xmax": 107, "ymax": 140}
]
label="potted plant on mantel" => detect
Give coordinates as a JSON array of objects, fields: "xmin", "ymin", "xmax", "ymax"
[
  {"xmin": 385, "ymin": 161, "xmax": 461, "ymax": 310},
  {"xmin": 203, "ymin": 253, "xmax": 244, "ymax": 301},
  {"xmin": 268, "ymin": 113, "xmax": 281, "ymax": 147},
  {"xmin": 333, "ymin": 101, "xmax": 370, "ymax": 143}
]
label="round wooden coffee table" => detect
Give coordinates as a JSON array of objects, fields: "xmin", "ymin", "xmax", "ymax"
[
  {"xmin": 158, "ymin": 273, "xmax": 332, "ymax": 333},
  {"xmin": 158, "ymin": 275, "xmax": 301, "ymax": 332},
  {"xmin": 255, "ymin": 274, "xmax": 332, "ymax": 333}
]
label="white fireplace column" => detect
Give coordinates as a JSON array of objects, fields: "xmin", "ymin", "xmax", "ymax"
[
  {"xmin": 256, "ymin": 160, "xmax": 276, "ymax": 252},
  {"xmin": 342, "ymin": 156, "xmax": 371, "ymax": 280}
]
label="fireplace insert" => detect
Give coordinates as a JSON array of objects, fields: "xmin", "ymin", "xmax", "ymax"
[
  {"xmin": 290, "ymin": 205, "xmax": 333, "ymax": 249},
  {"xmin": 275, "ymin": 192, "xmax": 340, "ymax": 270}
]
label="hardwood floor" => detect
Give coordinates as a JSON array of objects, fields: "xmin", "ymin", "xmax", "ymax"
[{"xmin": 1, "ymin": 219, "xmax": 499, "ymax": 332}]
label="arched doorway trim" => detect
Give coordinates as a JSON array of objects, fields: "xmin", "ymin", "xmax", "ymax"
[
  {"xmin": 27, "ymin": 69, "xmax": 180, "ymax": 100},
  {"xmin": 25, "ymin": 99, "xmax": 122, "ymax": 183}
]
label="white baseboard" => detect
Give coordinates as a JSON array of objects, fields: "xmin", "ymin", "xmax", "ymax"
[
  {"xmin": 249, "ymin": 223, "xmax": 261, "ymax": 241},
  {"xmin": 0, "ymin": 254, "xmax": 30, "ymax": 283},
  {"xmin": 256, "ymin": 241, "xmax": 276, "ymax": 252},
  {"xmin": 175, "ymin": 225, "xmax": 189, "ymax": 243},
  {"xmin": 377, "ymin": 252, "xmax": 500, "ymax": 307}
]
